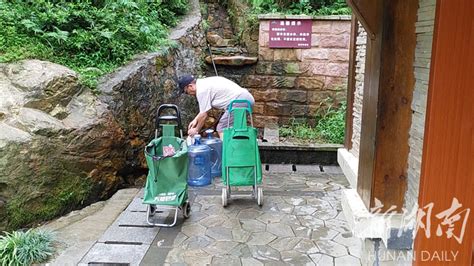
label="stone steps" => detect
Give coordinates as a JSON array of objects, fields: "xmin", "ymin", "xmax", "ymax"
[{"xmin": 205, "ymin": 0, "xmax": 258, "ymax": 67}]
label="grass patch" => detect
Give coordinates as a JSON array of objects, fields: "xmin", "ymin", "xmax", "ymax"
[
  {"xmin": 0, "ymin": 229, "xmax": 55, "ymax": 265},
  {"xmin": 279, "ymin": 103, "xmax": 346, "ymax": 144},
  {"xmin": 248, "ymin": 0, "xmax": 351, "ymax": 16},
  {"xmin": 0, "ymin": 0, "xmax": 189, "ymax": 89}
]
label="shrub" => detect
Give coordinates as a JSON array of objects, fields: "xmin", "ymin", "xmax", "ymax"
[
  {"xmin": 0, "ymin": 0, "xmax": 189, "ymax": 88},
  {"xmin": 0, "ymin": 229, "xmax": 55, "ymax": 265},
  {"xmin": 316, "ymin": 102, "xmax": 346, "ymax": 144},
  {"xmin": 279, "ymin": 102, "xmax": 346, "ymax": 144},
  {"xmin": 248, "ymin": 0, "xmax": 351, "ymax": 16}
]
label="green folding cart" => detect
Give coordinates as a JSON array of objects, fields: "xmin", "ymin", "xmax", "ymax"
[
  {"xmin": 143, "ymin": 104, "xmax": 190, "ymax": 227},
  {"xmin": 221, "ymin": 99, "xmax": 263, "ymax": 207}
]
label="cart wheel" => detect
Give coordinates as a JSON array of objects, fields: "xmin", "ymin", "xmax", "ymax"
[
  {"xmin": 149, "ymin": 204, "xmax": 156, "ymax": 217},
  {"xmin": 183, "ymin": 201, "xmax": 191, "ymax": 219},
  {"xmin": 222, "ymin": 188, "xmax": 228, "ymax": 207},
  {"xmin": 257, "ymin": 187, "xmax": 263, "ymax": 206}
]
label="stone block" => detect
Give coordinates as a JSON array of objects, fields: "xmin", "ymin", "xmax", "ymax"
[
  {"xmin": 326, "ymin": 63, "xmax": 349, "ymax": 77},
  {"xmin": 241, "ymin": 75, "xmax": 274, "ymax": 88},
  {"xmin": 311, "ymin": 62, "xmax": 328, "ymax": 75},
  {"xmin": 205, "ymin": 56, "xmax": 257, "ymax": 66},
  {"xmin": 253, "ymin": 103, "xmax": 265, "ymax": 115},
  {"xmin": 331, "ymin": 21, "xmax": 351, "ymax": 34},
  {"xmin": 259, "ymin": 21, "xmax": 269, "ymax": 32},
  {"xmin": 270, "ymin": 62, "xmax": 288, "ymax": 76},
  {"xmin": 328, "ymin": 48, "xmax": 350, "ymax": 62},
  {"xmin": 295, "ymin": 76, "xmax": 325, "ymax": 90},
  {"xmin": 273, "ymin": 76, "xmax": 296, "ymax": 89},
  {"xmin": 271, "ymin": 62, "xmax": 310, "ymax": 76},
  {"xmin": 258, "ymin": 48, "xmax": 274, "ymax": 61},
  {"xmin": 312, "ymin": 21, "xmax": 332, "ymax": 33},
  {"xmin": 307, "ymin": 91, "xmax": 333, "ymax": 105},
  {"xmin": 279, "ymin": 90, "xmax": 307, "ymax": 103},
  {"xmin": 274, "ymin": 49, "xmax": 299, "ymax": 61},
  {"xmin": 325, "ymin": 77, "xmax": 348, "ymax": 91},
  {"xmin": 98, "ymin": 223, "xmax": 159, "ymax": 245},
  {"xmin": 207, "ymin": 33, "xmax": 224, "ymax": 46},
  {"xmin": 311, "ymin": 34, "xmax": 321, "ymax": 47},
  {"xmin": 253, "ymin": 115, "xmax": 279, "ymax": 128},
  {"xmin": 286, "ymin": 104, "xmax": 309, "ymax": 116},
  {"xmin": 252, "ymin": 89, "xmax": 280, "ymax": 102},
  {"xmin": 259, "ymin": 32, "xmax": 269, "ymax": 47},
  {"xmin": 302, "ymin": 48, "xmax": 329, "ymax": 60},
  {"xmin": 319, "ymin": 35, "xmax": 350, "ymax": 48},
  {"xmin": 255, "ymin": 62, "xmax": 272, "ymax": 75},
  {"xmin": 79, "ymin": 243, "xmax": 148, "ymax": 266},
  {"xmin": 264, "ymin": 102, "xmax": 283, "ymax": 116}
]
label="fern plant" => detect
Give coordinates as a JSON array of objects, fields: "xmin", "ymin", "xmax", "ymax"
[{"xmin": 0, "ymin": 229, "xmax": 55, "ymax": 266}]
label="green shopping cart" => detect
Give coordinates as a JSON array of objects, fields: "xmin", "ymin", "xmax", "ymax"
[
  {"xmin": 142, "ymin": 104, "xmax": 190, "ymax": 227},
  {"xmin": 221, "ymin": 99, "xmax": 263, "ymax": 207}
]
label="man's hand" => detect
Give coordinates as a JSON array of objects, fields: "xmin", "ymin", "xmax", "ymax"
[
  {"xmin": 188, "ymin": 119, "xmax": 197, "ymax": 130},
  {"xmin": 188, "ymin": 127, "xmax": 199, "ymax": 136}
]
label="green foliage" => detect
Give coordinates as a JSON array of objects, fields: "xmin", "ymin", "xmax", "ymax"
[
  {"xmin": 0, "ymin": 229, "xmax": 55, "ymax": 265},
  {"xmin": 0, "ymin": 0, "xmax": 189, "ymax": 89},
  {"xmin": 316, "ymin": 102, "xmax": 346, "ymax": 144},
  {"xmin": 248, "ymin": 0, "xmax": 351, "ymax": 16},
  {"xmin": 279, "ymin": 119, "xmax": 324, "ymax": 142},
  {"xmin": 279, "ymin": 102, "xmax": 346, "ymax": 144}
]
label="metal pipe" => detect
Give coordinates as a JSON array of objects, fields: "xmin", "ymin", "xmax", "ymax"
[{"xmin": 207, "ymin": 42, "xmax": 218, "ymax": 76}]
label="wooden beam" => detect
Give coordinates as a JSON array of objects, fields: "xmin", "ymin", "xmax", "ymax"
[
  {"xmin": 356, "ymin": 0, "xmax": 383, "ymax": 209},
  {"xmin": 344, "ymin": 16, "xmax": 358, "ymax": 150},
  {"xmin": 370, "ymin": 0, "xmax": 417, "ymax": 212},
  {"xmin": 414, "ymin": 0, "xmax": 474, "ymax": 264},
  {"xmin": 357, "ymin": 0, "xmax": 417, "ymax": 212},
  {"xmin": 346, "ymin": 0, "xmax": 380, "ymax": 39}
]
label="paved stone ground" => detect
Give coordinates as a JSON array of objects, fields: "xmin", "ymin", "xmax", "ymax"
[
  {"xmin": 144, "ymin": 164, "xmax": 362, "ymax": 265},
  {"xmin": 75, "ymin": 165, "xmax": 361, "ymax": 265}
]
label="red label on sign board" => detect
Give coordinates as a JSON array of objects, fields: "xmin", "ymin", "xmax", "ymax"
[{"xmin": 269, "ymin": 19, "xmax": 312, "ymax": 49}]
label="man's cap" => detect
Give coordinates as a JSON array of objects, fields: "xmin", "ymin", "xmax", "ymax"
[{"xmin": 178, "ymin": 75, "xmax": 195, "ymax": 93}]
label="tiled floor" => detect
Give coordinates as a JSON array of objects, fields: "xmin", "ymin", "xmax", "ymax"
[
  {"xmin": 79, "ymin": 165, "xmax": 362, "ymax": 265},
  {"xmin": 159, "ymin": 165, "xmax": 362, "ymax": 265}
]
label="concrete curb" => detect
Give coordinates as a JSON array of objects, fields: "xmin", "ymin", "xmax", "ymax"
[{"xmin": 41, "ymin": 188, "xmax": 140, "ymax": 265}]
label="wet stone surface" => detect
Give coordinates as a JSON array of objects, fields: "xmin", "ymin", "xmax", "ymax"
[{"xmin": 157, "ymin": 165, "xmax": 362, "ymax": 265}]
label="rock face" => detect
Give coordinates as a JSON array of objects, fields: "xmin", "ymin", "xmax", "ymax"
[
  {"xmin": 0, "ymin": 0, "xmax": 206, "ymax": 231},
  {"xmin": 0, "ymin": 60, "xmax": 126, "ymax": 231}
]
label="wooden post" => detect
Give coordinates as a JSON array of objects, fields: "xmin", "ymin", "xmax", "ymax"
[
  {"xmin": 344, "ymin": 16, "xmax": 359, "ymax": 150},
  {"xmin": 349, "ymin": 0, "xmax": 417, "ymax": 212},
  {"xmin": 414, "ymin": 0, "xmax": 474, "ymax": 264}
]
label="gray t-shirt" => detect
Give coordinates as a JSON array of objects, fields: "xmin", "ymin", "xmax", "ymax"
[{"xmin": 196, "ymin": 76, "xmax": 253, "ymax": 113}]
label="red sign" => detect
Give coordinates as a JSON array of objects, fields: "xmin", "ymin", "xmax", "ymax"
[{"xmin": 269, "ymin": 19, "xmax": 312, "ymax": 49}]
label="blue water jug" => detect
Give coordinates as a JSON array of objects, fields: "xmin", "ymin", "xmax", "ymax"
[
  {"xmin": 201, "ymin": 129, "xmax": 222, "ymax": 178},
  {"xmin": 187, "ymin": 135, "xmax": 212, "ymax": 186}
]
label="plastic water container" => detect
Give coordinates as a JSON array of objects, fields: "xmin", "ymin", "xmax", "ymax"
[
  {"xmin": 201, "ymin": 129, "xmax": 222, "ymax": 177},
  {"xmin": 187, "ymin": 135, "xmax": 212, "ymax": 186}
]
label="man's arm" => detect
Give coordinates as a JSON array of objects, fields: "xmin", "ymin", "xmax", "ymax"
[{"xmin": 188, "ymin": 112, "xmax": 208, "ymax": 136}]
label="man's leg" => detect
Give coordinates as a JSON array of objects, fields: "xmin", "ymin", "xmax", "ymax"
[{"xmin": 216, "ymin": 111, "xmax": 229, "ymax": 140}]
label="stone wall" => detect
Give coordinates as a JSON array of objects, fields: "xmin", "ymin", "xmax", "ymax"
[
  {"xmin": 405, "ymin": 0, "xmax": 436, "ymax": 209},
  {"xmin": 99, "ymin": 0, "xmax": 205, "ymax": 181},
  {"xmin": 349, "ymin": 22, "xmax": 366, "ymax": 157},
  {"xmin": 246, "ymin": 16, "xmax": 351, "ymax": 128}
]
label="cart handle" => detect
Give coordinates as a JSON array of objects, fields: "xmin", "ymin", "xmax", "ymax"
[
  {"xmin": 155, "ymin": 104, "xmax": 183, "ymax": 138},
  {"xmin": 227, "ymin": 99, "xmax": 253, "ymax": 114},
  {"xmin": 156, "ymin": 104, "xmax": 183, "ymax": 130}
]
